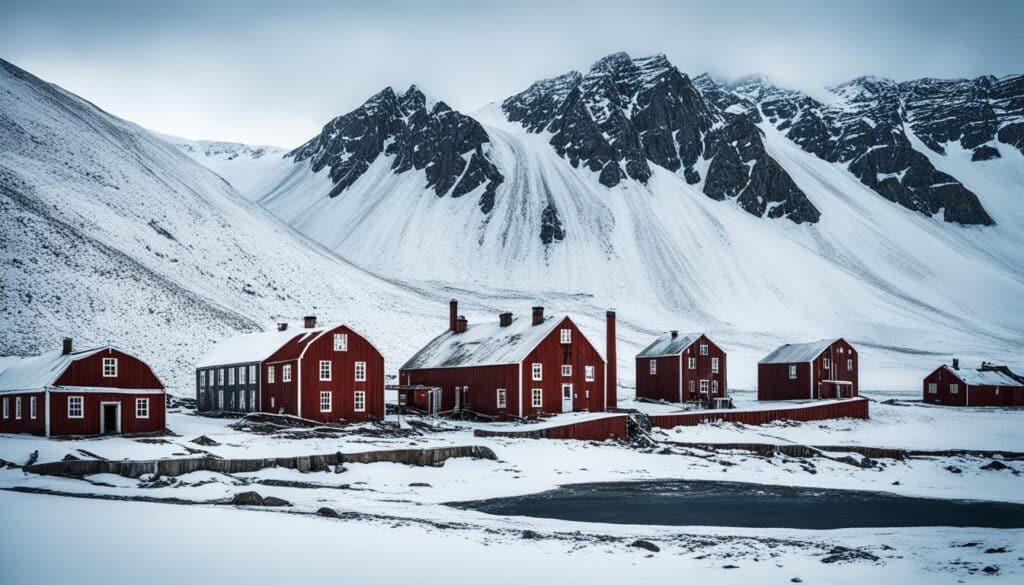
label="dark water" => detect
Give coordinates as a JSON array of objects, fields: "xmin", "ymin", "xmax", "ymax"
[{"xmin": 450, "ymin": 480, "xmax": 1024, "ymax": 529}]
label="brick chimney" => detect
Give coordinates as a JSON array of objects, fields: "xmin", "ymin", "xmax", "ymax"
[
  {"xmin": 532, "ymin": 306, "xmax": 544, "ymax": 326},
  {"xmin": 606, "ymin": 310, "xmax": 617, "ymax": 409},
  {"xmin": 62, "ymin": 337, "xmax": 73, "ymax": 355},
  {"xmin": 277, "ymin": 322, "xmax": 288, "ymax": 332},
  {"xmin": 449, "ymin": 299, "xmax": 458, "ymax": 332},
  {"xmin": 303, "ymin": 315, "xmax": 317, "ymax": 329},
  {"xmin": 499, "ymin": 312, "xmax": 512, "ymax": 327},
  {"xmin": 952, "ymin": 357, "xmax": 959, "ymax": 370},
  {"xmin": 456, "ymin": 316, "xmax": 468, "ymax": 333}
]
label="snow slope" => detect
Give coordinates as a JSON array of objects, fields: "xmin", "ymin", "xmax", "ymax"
[
  {"xmin": 0, "ymin": 59, "xmax": 447, "ymax": 394},
  {"xmin": 160, "ymin": 134, "xmax": 292, "ymax": 201}
]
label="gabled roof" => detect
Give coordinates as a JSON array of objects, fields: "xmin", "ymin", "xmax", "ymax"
[
  {"xmin": 196, "ymin": 325, "xmax": 329, "ymax": 368},
  {"xmin": 637, "ymin": 332, "xmax": 704, "ymax": 358},
  {"xmin": 0, "ymin": 347, "xmax": 107, "ymax": 392},
  {"xmin": 943, "ymin": 366, "xmax": 1023, "ymax": 387},
  {"xmin": 401, "ymin": 316, "xmax": 566, "ymax": 370},
  {"xmin": 760, "ymin": 338, "xmax": 840, "ymax": 364}
]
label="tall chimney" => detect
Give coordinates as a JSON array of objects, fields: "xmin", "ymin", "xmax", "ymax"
[
  {"xmin": 532, "ymin": 306, "xmax": 544, "ymax": 326},
  {"xmin": 457, "ymin": 316, "xmax": 468, "ymax": 333},
  {"xmin": 952, "ymin": 357, "xmax": 959, "ymax": 370},
  {"xmin": 303, "ymin": 315, "xmax": 317, "ymax": 329},
  {"xmin": 606, "ymin": 310, "xmax": 617, "ymax": 409},
  {"xmin": 62, "ymin": 337, "xmax": 73, "ymax": 355},
  {"xmin": 499, "ymin": 312, "xmax": 513, "ymax": 327},
  {"xmin": 277, "ymin": 322, "xmax": 288, "ymax": 332},
  {"xmin": 670, "ymin": 330, "xmax": 678, "ymax": 338},
  {"xmin": 449, "ymin": 299, "xmax": 458, "ymax": 332}
]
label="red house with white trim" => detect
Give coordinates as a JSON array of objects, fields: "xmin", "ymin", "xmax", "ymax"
[
  {"xmin": 923, "ymin": 360, "xmax": 1024, "ymax": 406},
  {"xmin": 758, "ymin": 338, "xmax": 859, "ymax": 400},
  {"xmin": 0, "ymin": 339, "xmax": 166, "ymax": 437},
  {"xmin": 635, "ymin": 332, "xmax": 728, "ymax": 405},
  {"xmin": 196, "ymin": 316, "xmax": 384, "ymax": 422},
  {"xmin": 398, "ymin": 301, "xmax": 615, "ymax": 418}
]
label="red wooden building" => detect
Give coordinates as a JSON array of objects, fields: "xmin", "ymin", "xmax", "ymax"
[
  {"xmin": 923, "ymin": 360, "xmax": 1024, "ymax": 406},
  {"xmin": 0, "ymin": 339, "xmax": 165, "ymax": 437},
  {"xmin": 196, "ymin": 316, "xmax": 384, "ymax": 422},
  {"xmin": 635, "ymin": 332, "xmax": 728, "ymax": 405},
  {"xmin": 758, "ymin": 338, "xmax": 858, "ymax": 400},
  {"xmin": 398, "ymin": 301, "xmax": 615, "ymax": 418}
]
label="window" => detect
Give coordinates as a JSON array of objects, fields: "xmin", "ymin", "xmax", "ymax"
[
  {"xmin": 30, "ymin": 396, "xmax": 37, "ymax": 419},
  {"xmin": 239, "ymin": 366, "xmax": 247, "ymax": 385},
  {"xmin": 700, "ymin": 380, "xmax": 709, "ymax": 394},
  {"xmin": 560, "ymin": 328, "xmax": 571, "ymax": 344},
  {"xmin": 15, "ymin": 397, "xmax": 21, "ymax": 419},
  {"xmin": 334, "ymin": 333, "xmax": 348, "ymax": 352},
  {"xmin": 823, "ymin": 358, "xmax": 831, "ymax": 370},
  {"xmin": 688, "ymin": 357, "xmax": 696, "ymax": 370},
  {"xmin": 217, "ymin": 391, "xmax": 224, "ymax": 410},
  {"xmin": 788, "ymin": 365, "xmax": 797, "ymax": 379},
  {"xmin": 320, "ymin": 391, "xmax": 332, "ymax": 412},
  {"xmin": 712, "ymin": 380, "xmax": 719, "ymax": 395},
  {"xmin": 218, "ymin": 368, "xmax": 225, "ymax": 385},
  {"xmin": 199, "ymin": 371, "xmax": 206, "ymax": 388},
  {"xmin": 267, "ymin": 365, "xmax": 275, "ymax": 383},
  {"xmin": 847, "ymin": 358, "xmax": 853, "ymax": 371},
  {"xmin": 270, "ymin": 397, "xmax": 275, "ymax": 409},
  {"xmin": 561, "ymin": 364, "xmax": 572, "ymax": 377},
  {"xmin": 496, "ymin": 388, "xmax": 507, "ymax": 408},
  {"xmin": 2, "ymin": 397, "xmax": 7, "ymax": 419},
  {"xmin": 532, "ymin": 363, "xmax": 542, "ymax": 381},
  {"xmin": 136, "ymin": 398, "xmax": 149, "ymax": 419},
  {"xmin": 354, "ymin": 391, "xmax": 365, "ymax": 412},
  {"xmin": 207, "ymin": 370, "xmax": 214, "ymax": 386},
  {"xmin": 320, "ymin": 360, "xmax": 332, "ymax": 381},
  {"xmin": 68, "ymin": 396, "xmax": 84, "ymax": 418},
  {"xmin": 649, "ymin": 360, "xmax": 657, "ymax": 375},
  {"xmin": 248, "ymin": 364, "xmax": 256, "ymax": 382},
  {"xmin": 250, "ymin": 390, "xmax": 256, "ymax": 408},
  {"xmin": 228, "ymin": 368, "xmax": 235, "ymax": 386},
  {"xmin": 354, "ymin": 361, "xmax": 366, "ymax": 382},
  {"xmin": 700, "ymin": 343, "xmax": 708, "ymax": 356},
  {"xmin": 711, "ymin": 357, "xmax": 719, "ymax": 374},
  {"xmin": 532, "ymin": 388, "xmax": 543, "ymax": 408},
  {"xmin": 950, "ymin": 383, "xmax": 959, "ymax": 395},
  {"xmin": 102, "ymin": 357, "xmax": 118, "ymax": 377},
  {"xmin": 585, "ymin": 365, "xmax": 595, "ymax": 382},
  {"xmin": 283, "ymin": 364, "xmax": 292, "ymax": 382},
  {"xmin": 239, "ymin": 391, "xmax": 246, "ymax": 411},
  {"xmin": 928, "ymin": 383, "xmax": 938, "ymax": 394}
]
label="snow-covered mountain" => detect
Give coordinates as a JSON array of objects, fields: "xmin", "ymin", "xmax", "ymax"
[
  {"xmin": 177, "ymin": 52, "xmax": 1024, "ymax": 390},
  {"xmin": 159, "ymin": 135, "xmax": 291, "ymax": 201},
  {"xmin": 0, "ymin": 58, "xmax": 448, "ymax": 394}
]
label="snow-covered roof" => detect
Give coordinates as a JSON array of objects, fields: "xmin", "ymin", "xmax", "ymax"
[
  {"xmin": 760, "ymin": 339, "xmax": 839, "ymax": 364},
  {"xmin": 0, "ymin": 347, "xmax": 106, "ymax": 392},
  {"xmin": 196, "ymin": 325, "xmax": 328, "ymax": 368},
  {"xmin": 945, "ymin": 366, "xmax": 1022, "ymax": 387},
  {"xmin": 401, "ymin": 316, "xmax": 564, "ymax": 370},
  {"xmin": 636, "ymin": 332, "xmax": 703, "ymax": 358}
]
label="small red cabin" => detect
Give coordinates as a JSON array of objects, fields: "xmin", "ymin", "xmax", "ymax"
[
  {"xmin": 635, "ymin": 332, "xmax": 728, "ymax": 404},
  {"xmin": 758, "ymin": 338, "xmax": 858, "ymax": 400},
  {"xmin": 196, "ymin": 316, "xmax": 384, "ymax": 422},
  {"xmin": 0, "ymin": 339, "xmax": 165, "ymax": 437},
  {"xmin": 923, "ymin": 361, "xmax": 1024, "ymax": 406},
  {"xmin": 398, "ymin": 301, "xmax": 615, "ymax": 419}
]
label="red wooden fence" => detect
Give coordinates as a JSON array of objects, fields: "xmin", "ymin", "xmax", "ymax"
[
  {"xmin": 649, "ymin": 397, "xmax": 869, "ymax": 429},
  {"xmin": 473, "ymin": 414, "xmax": 629, "ymax": 441}
]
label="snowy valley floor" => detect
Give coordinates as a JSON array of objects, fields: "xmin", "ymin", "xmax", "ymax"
[{"xmin": 0, "ymin": 392, "xmax": 1022, "ymax": 583}]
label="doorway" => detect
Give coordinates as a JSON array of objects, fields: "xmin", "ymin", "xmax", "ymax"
[
  {"xmin": 562, "ymin": 384, "xmax": 574, "ymax": 412},
  {"xmin": 100, "ymin": 402, "xmax": 121, "ymax": 434}
]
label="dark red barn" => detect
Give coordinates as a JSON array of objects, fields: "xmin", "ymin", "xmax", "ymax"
[
  {"xmin": 635, "ymin": 332, "xmax": 728, "ymax": 405},
  {"xmin": 0, "ymin": 339, "xmax": 165, "ymax": 437},
  {"xmin": 196, "ymin": 316, "xmax": 384, "ymax": 422},
  {"xmin": 398, "ymin": 302, "xmax": 615, "ymax": 418},
  {"xmin": 758, "ymin": 338, "xmax": 859, "ymax": 400},
  {"xmin": 923, "ymin": 360, "xmax": 1024, "ymax": 406}
]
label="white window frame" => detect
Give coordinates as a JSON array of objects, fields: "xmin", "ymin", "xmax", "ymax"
[
  {"xmin": 927, "ymin": 383, "xmax": 938, "ymax": 394},
  {"xmin": 649, "ymin": 360, "xmax": 657, "ymax": 375},
  {"xmin": 847, "ymin": 358, "xmax": 853, "ymax": 371},
  {"xmin": 102, "ymin": 357, "xmax": 118, "ymax": 377},
  {"xmin": 531, "ymin": 388, "xmax": 543, "ymax": 408},
  {"xmin": 700, "ymin": 379, "xmax": 709, "ymax": 394},
  {"xmin": 207, "ymin": 370, "xmax": 213, "ymax": 386},
  {"xmin": 320, "ymin": 391, "xmax": 332, "ymax": 413},
  {"xmin": 585, "ymin": 365, "xmax": 595, "ymax": 382},
  {"xmin": 496, "ymin": 388, "xmax": 507, "ymax": 408},
  {"xmin": 823, "ymin": 357, "xmax": 831, "ymax": 370},
  {"xmin": 218, "ymin": 368, "xmax": 225, "ymax": 385},
  {"xmin": 267, "ymin": 365, "xmax": 275, "ymax": 384},
  {"xmin": 15, "ymin": 397, "xmax": 21, "ymax": 420},
  {"xmin": 711, "ymin": 357, "xmax": 719, "ymax": 374},
  {"xmin": 136, "ymin": 398, "xmax": 150, "ymax": 419},
  {"xmin": 532, "ymin": 363, "xmax": 542, "ymax": 381},
  {"xmin": 950, "ymin": 383, "xmax": 959, "ymax": 395},
  {"xmin": 700, "ymin": 343, "xmax": 708, "ymax": 356},
  {"xmin": 68, "ymin": 396, "xmax": 84, "ymax": 419},
  {"xmin": 560, "ymin": 328, "xmax": 571, "ymax": 344},
  {"xmin": 228, "ymin": 368, "xmax": 236, "ymax": 386},
  {"xmin": 239, "ymin": 366, "xmax": 247, "ymax": 385},
  {"xmin": 712, "ymin": 380, "xmax": 719, "ymax": 395},
  {"xmin": 334, "ymin": 333, "xmax": 348, "ymax": 352},
  {"xmin": 320, "ymin": 360, "xmax": 332, "ymax": 381},
  {"xmin": 354, "ymin": 361, "xmax": 366, "ymax": 382},
  {"xmin": 239, "ymin": 391, "xmax": 247, "ymax": 411},
  {"xmin": 218, "ymin": 390, "xmax": 224, "ymax": 410},
  {"xmin": 199, "ymin": 371, "xmax": 206, "ymax": 388},
  {"xmin": 354, "ymin": 391, "xmax": 366, "ymax": 412},
  {"xmin": 282, "ymin": 364, "xmax": 292, "ymax": 383},
  {"xmin": 788, "ymin": 365, "xmax": 797, "ymax": 379},
  {"xmin": 688, "ymin": 357, "xmax": 696, "ymax": 370},
  {"xmin": 30, "ymin": 396, "xmax": 37, "ymax": 419},
  {"xmin": 2, "ymin": 397, "xmax": 7, "ymax": 419},
  {"xmin": 248, "ymin": 364, "xmax": 256, "ymax": 382},
  {"xmin": 561, "ymin": 364, "xmax": 572, "ymax": 377}
]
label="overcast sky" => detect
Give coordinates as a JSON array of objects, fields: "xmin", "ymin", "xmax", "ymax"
[{"xmin": 3, "ymin": 0, "xmax": 1021, "ymax": 147}]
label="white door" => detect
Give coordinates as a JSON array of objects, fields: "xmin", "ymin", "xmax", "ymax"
[{"xmin": 561, "ymin": 384, "xmax": 573, "ymax": 412}]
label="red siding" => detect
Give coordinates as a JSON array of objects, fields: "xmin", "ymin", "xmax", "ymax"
[
  {"xmin": 520, "ymin": 317, "xmax": 607, "ymax": 416},
  {"xmin": 400, "ymin": 364, "xmax": 521, "ymax": 417},
  {"xmin": 261, "ymin": 359, "xmax": 299, "ymax": 414},
  {"xmin": 0, "ymin": 392, "xmax": 46, "ymax": 434},
  {"xmin": 758, "ymin": 339, "xmax": 858, "ymax": 400},
  {"xmin": 56, "ymin": 348, "xmax": 164, "ymax": 389},
  {"xmin": 923, "ymin": 367, "xmax": 1024, "ymax": 406},
  {"xmin": 811, "ymin": 339, "xmax": 858, "ymax": 398},
  {"xmin": 636, "ymin": 355, "xmax": 681, "ymax": 401},
  {"xmin": 49, "ymin": 392, "xmax": 166, "ymax": 436},
  {"xmin": 680, "ymin": 335, "xmax": 728, "ymax": 401},
  {"xmin": 651, "ymin": 397, "xmax": 869, "ymax": 428},
  {"xmin": 298, "ymin": 326, "xmax": 385, "ymax": 422}
]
